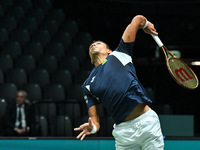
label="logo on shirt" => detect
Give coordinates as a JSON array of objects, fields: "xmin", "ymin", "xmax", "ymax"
[
  {"xmin": 102, "ymin": 58, "xmax": 107, "ymax": 65},
  {"xmin": 91, "ymin": 76, "xmax": 96, "ymax": 83}
]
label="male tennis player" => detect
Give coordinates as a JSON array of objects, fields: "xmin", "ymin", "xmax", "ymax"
[{"xmin": 74, "ymin": 15, "xmax": 164, "ymax": 150}]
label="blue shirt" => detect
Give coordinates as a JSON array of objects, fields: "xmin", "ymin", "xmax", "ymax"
[{"xmin": 83, "ymin": 39, "xmax": 152, "ymax": 124}]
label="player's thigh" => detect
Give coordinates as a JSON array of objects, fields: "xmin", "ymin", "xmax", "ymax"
[
  {"xmin": 142, "ymin": 134, "xmax": 164, "ymax": 150},
  {"xmin": 112, "ymin": 125, "xmax": 142, "ymax": 150},
  {"xmin": 115, "ymin": 143, "xmax": 141, "ymax": 150},
  {"xmin": 141, "ymin": 110, "xmax": 164, "ymax": 150}
]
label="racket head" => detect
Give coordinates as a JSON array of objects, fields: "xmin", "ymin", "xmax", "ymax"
[{"xmin": 166, "ymin": 56, "xmax": 199, "ymax": 89}]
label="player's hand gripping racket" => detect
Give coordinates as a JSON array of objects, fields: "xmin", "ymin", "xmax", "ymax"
[{"xmin": 151, "ymin": 34, "xmax": 199, "ymax": 90}]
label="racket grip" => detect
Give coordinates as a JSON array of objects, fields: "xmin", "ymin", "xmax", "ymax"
[{"xmin": 151, "ymin": 34, "xmax": 164, "ymax": 47}]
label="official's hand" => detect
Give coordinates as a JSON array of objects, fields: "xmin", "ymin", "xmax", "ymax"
[
  {"xmin": 15, "ymin": 128, "xmax": 27, "ymax": 135},
  {"xmin": 143, "ymin": 21, "xmax": 158, "ymax": 35},
  {"xmin": 74, "ymin": 117, "xmax": 94, "ymax": 140}
]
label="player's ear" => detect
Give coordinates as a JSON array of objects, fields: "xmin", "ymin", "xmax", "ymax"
[{"xmin": 107, "ymin": 49, "xmax": 112, "ymax": 55}]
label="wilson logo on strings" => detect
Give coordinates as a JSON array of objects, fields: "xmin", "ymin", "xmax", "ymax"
[{"xmin": 175, "ymin": 68, "xmax": 193, "ymax": 82}]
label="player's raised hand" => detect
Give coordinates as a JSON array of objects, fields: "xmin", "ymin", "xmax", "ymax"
[
  {"xmin": 74, "ymin": 117, "xmax": 94, "ymax": 140},
  {"xmin": 143, "ymin": 21, "xmax": 158, "ymax": 35}
]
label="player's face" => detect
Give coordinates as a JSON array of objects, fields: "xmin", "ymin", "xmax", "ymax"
[
  {"xmin": 89, "ymin": 41, "xmax": 112, "ymax": 64},
  {"xmin": 89, "ymin": 41, "xmax": 107, "ymax": 56}
]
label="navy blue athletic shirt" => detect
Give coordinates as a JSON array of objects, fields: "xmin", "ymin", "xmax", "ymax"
[{"xmin": 83, "ymin": 38, "xmax": 152, "ymax": 124}]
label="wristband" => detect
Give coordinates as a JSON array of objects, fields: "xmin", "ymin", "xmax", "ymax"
[
  {"xmin": 91, "ymin": 123, "xmax": 97, "ymax": 134},
  {"xmin": 143, "ymin": 18, "xmax": 148, "ymax": 29}
]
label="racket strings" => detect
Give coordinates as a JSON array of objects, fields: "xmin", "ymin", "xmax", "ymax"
[{"xmin": 168, "ymin": 57, "xmax": 198, "ymax": 89}]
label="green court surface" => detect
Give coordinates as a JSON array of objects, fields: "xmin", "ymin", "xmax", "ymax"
[{"xmin": 0, "ymin": 137, "xmax": 200, "ymax": 150}]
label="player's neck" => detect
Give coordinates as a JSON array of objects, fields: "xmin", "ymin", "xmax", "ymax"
[{"xmin": 93, "ymin": 55, "xmax": 107, "ymax": 67}]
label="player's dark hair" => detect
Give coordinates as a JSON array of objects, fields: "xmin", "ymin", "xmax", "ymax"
[{"xmin": 91, "ymin": 40, "xmax": 111, "ymax": 50}]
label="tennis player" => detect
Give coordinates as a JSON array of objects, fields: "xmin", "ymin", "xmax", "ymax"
[{"xmin": 74, "ymin": 15, "xmax": 164, "ymax": 150}]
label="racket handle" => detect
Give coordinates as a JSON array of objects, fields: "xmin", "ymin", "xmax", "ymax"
[{"xmin": 151, "ymin": 34, "xmax": 164, "ymax": 48}]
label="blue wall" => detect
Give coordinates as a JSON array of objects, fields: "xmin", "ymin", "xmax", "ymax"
[{"xmin": 0, "ymin": 139, "xmax": 200, "ymax": 150}]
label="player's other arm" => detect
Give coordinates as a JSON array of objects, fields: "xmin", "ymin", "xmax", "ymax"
[
  {"xmin": 74, "ymin": 105, "xmax": 100, "ymax": 140},
  {"xmin": 122, "ymin": 15, "xmax": 158, "ymax": 43}
]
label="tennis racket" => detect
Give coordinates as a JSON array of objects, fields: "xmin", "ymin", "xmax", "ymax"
[{"xmin": 151, "ymin": 34, "xmax": 199, "ymax": 90}]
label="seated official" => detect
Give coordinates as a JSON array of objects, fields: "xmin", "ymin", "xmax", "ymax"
[{"xmin": 3, "ymin": 90, "xmax": 36, "ymax": 136}]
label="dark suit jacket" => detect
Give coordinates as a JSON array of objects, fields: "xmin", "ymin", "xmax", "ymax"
[{"xmin": 4, "ymin": 101, "xmax": 36, "ymax": 134}]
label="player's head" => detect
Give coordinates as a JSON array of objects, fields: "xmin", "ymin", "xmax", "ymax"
[{"xmin": 89, "ymin": 40, "xmax": 112, "ymax": 64}]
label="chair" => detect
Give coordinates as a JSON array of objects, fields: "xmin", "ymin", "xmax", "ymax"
[
  {"xmin": 6, "ymin": 68, "xmax": 27, "ymax": 87},
  {"xmin": 74, "ymin": 115, "xmax": 88, "ymax": 130},
  {"xmin": 32, "ymin": 0, "xmax": 52, "ymax": 13},
  {"xmin": 0, "ymin": 83, "xmax": 17, "ymax": 103},
  {"xmin": 60, "ymin": 56, "xmax": 79, "ymax": 75},
  {"xmin": 69, "ymin": 44, "xmax": 86, "ymax": 63},
  {"xmin": 0, "ymin": 16, "xmax": 17, "ymax": 33},
  {"xmin": 80, "ymin": 58, "xmax": 93, "ymax": 70},
  {"xmin": 56, "ymin": 116, "xmax": 73, "ymax": 136},
  {"xmin": 40, "ymin": 19, "xmax": 58, "ymax": 35},
  {"xmin": 74, "ymin": 32, "xmax": 92, "ymax": 50},
  {"xmin": 29, "ymin": 69, "xmax": 50, "ymax": 88},
  {"xmin": 106, "ymin": 115, "xmax": 114, "ymax": 137},
  {"xmin": 15, "ymin": 55, "xmax": 36, "ymax": 73},
  {"xmin": 96, "ymin": 104, "xmax": 106, "ymax": 118},
  {"xmin": 52, "ymin": 69, "xmax": 72, "ymax": 90},
  {"xmin": 98, "ymin": 116, "xmax": 107, "ymax": 137},
  {"xmin": 0, "ymin": 28, "xmax": 9, "ymax": 46},
  {"xmin": 57, "ymin": 103, "xmax": 81, "ymax": 123},
  {"xmin": 27, "ymin": 7, "xmax": 45, "ymax": 23},
  {"xmin": 32, "ymin": 29, "xmax": 51, "ymax": 47},
  {"xmin": 98, "ymin": 115, "xmax": 114, "ymax": 137},
  {"xmin": 38, "ymin": 55, "xmax": 58, "ymax": 73},
  {"xmin": 59, "ymin": 20, "xmax": 78, "ymax": 38},
  {"xmin": 0, "ymin": 54, "xmax": 13, "ymax": 73},
  {"xmin": 75, "ymin": 70, "xmax": 91, "ymax": 84},
  {"xmin": 45, "ymin": 42, "xmax": 65, "ymax": 61},
  {"xmin": 35, "ymin": 115, "xmax": 48, "ymax": 136},
  {"xmin": 43, "ymin": 84, "xmax": 65, "ymax": 101},
  {"xmin": 68, "ymin": 84, "xmax": 84, "ymax": 102},
  {"xmin": 23, "ymin": 42, "xmax": 44, "ymax": 60},
  {"xmin": 53, "ymin": 31, "xmax": 72, "ymax": 49},
  {"xmin": 49, "ymin": 115, "xmax": 73, "ymax": 136},
  {"xmin": 6, "ymin": 5, "xmax": 25, "ymax": 22},
  {"xmin": 2, "ymin": 41, "xmax": 22, "ymax": 59},
  {"xmin": 0, "ymin": 98, "xmax": 7, "ymax": 132},
  {"xmin": 46, "ymin": 8, "xmax": 65, "ymax": 25},
  {"xmin": 0, "ymin": 98, "xmax": 7, "ymax": 122},
  {"xmin": 0, "ymin": 69, "xmax": 4, "ymax": 84},
  {"xmin": 14, "ymin": 0, "xmax": 32, "ymax": 11},
  {"xmin": 80, "ymin": 102, "xmax": 88, "ymax": 116},
  {"xmin": 11, "ymin": 28, "xmax": 30, "ymax": 46},
  {"xmin": 0, "ymin": 0, "xmax": 13, "ymax": 9},
  {"xmin": 19, "ymin": 17, "xmax": 38, "ymax": 34},
  {"xmin": 145, "ymin": 87, "xmax": 155, "ymax": 103},
  {"xmin": 34, "ymin": 102, "xmax": 56, "ymax": 119},
  {"xmin": 21, "ymin": 83, "xmax": 42, "ymax": 101},
  {"xmin": 0, "ymin": 5, "xmax": 4, "ymax": 17}
]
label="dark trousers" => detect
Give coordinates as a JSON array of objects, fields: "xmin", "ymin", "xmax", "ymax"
[{"xmin": 3, "ymin": 128, "xmax": 29, "ymax": 136}]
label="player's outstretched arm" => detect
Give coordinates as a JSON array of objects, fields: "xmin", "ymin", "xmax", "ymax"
[
  {"xmin": 74, "ymin": 105, "xmax": 100, "ymax": 140},
  {"xmin": 122, "ymin": 15, "xmax": 158, "ymax": 43}
]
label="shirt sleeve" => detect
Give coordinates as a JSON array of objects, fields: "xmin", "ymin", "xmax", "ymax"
[
  {"xmin": 82, "ymin": 85, "xmax": 99, "ymax": 109},
  {"xmin": 114, "ymin": 38, "xmax": 135, "ymax": 57}
]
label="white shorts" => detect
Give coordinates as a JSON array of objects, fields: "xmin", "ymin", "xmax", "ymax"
[{"xmin": 112, "ymin": 108, "xmax": 164, "ymax": 150}]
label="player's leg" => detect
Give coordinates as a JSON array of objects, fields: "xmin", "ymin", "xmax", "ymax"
[
  {"xmin": 140, "ymin": 109, "xmax": 164, "ymax": 150},
  {"xmin": 112, "ymin": 122, "xmax": 142, "ymax": 150}
]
